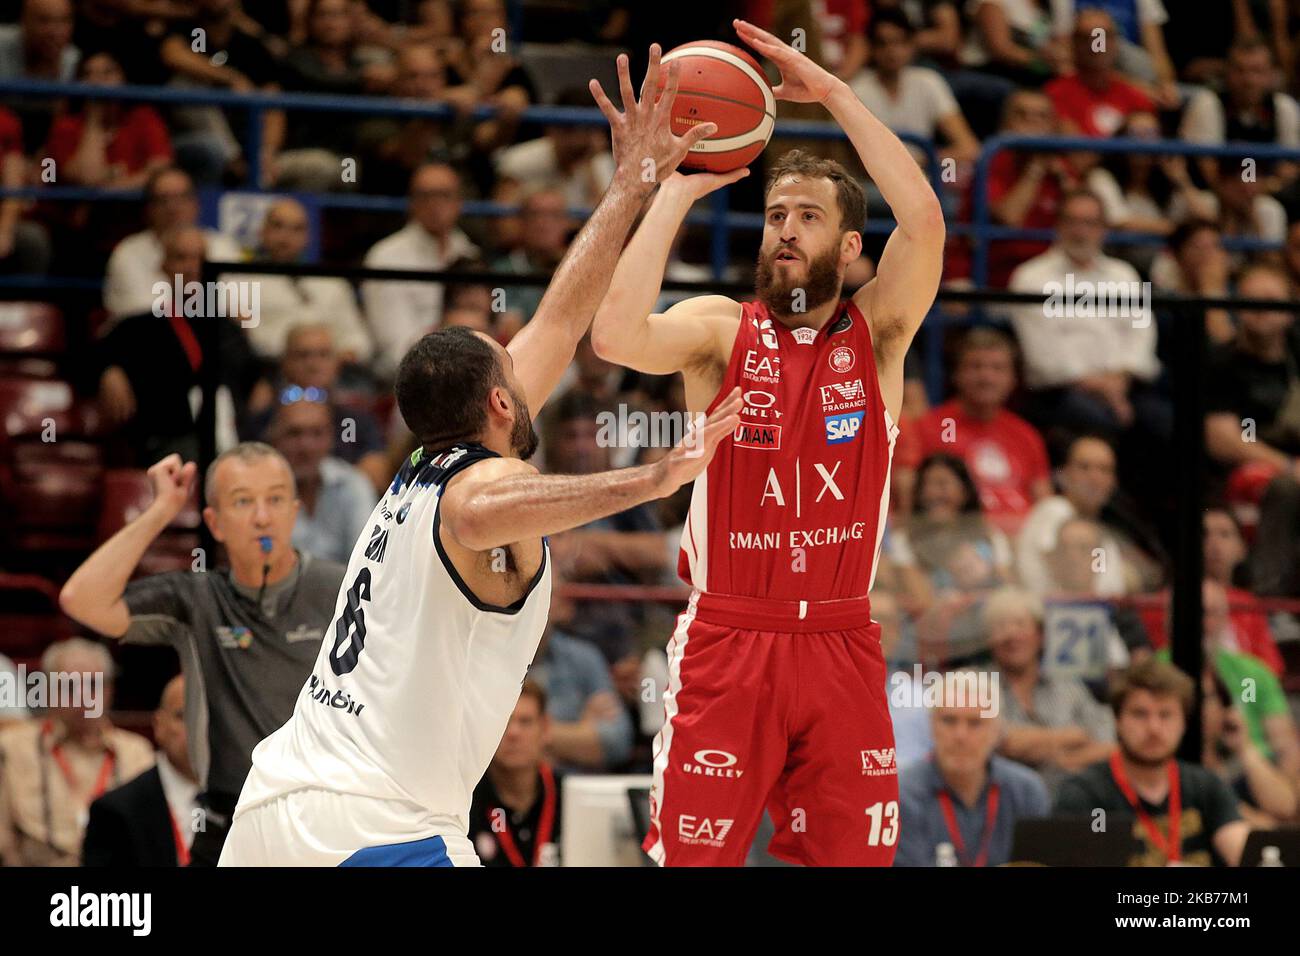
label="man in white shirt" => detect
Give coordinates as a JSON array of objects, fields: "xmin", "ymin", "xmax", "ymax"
[
  {"xmin": 493, "ymin": 88, "xmax": 615, "ymax": 208},
  {"xmin": 1009, "ymin": 188, "xmax": 1164, "ymax": 439},
  {"xmin": 231, "ymin": 198, "xmax": 373, "ymax": 363},
  {"xmin": 362, "ymin": 162, "xmax": 479, "ymax": 379},
  {"xmin": 849, "ymin": 8, "xmax": 979, "ymax": 164},
  {"xmin": 102, "ymin": 167, "xmax": 242, "ymax": 324},
  {"xmin": 1179, "ymin": 37, "xmax": 1300, "ymax": 195}
]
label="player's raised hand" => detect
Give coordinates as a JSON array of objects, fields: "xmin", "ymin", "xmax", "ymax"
[
  {"xmin": 733, "ymin": 18, "xmax": 838, "ymax": 103},
  {"xmin": 660, "ymin": 167, "xmax": 749, "ymax": 202},
  {"xmin": 146, "ymin": 453, "xmax": 197, "ymax": 520},
  {"xmin": 589, "ymin": 45, "xmax": 718, "ymax": 184},
  {"xmin": 650, "ymin": 387, "xmax": 743, "ymax": 497}
]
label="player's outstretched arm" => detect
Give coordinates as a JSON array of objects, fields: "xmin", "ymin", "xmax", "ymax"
[
  {"xmin": 506, "ymin": 45, "xmax": 717, "ymax": 415},
  {"xmin": 590, "ymin": 171, "xmax": 746, "ymax": 374},
  {"xmin": 441, "ymin": 389, "xmax": 741, "ymax": 552},
  {"xmin": 59, "ymin": 454, "xmax": 196, "ymax": 638},
  {"xmin": 735, "ymin": 18, "xmax": 944, "ymax": 357}
]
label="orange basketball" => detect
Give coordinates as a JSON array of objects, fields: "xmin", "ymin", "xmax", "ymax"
[{"xmin": 658, "ymin": 41, "xmax": 775, "ymax": 173}]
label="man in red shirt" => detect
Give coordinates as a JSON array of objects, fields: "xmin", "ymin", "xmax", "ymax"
[
  {"xmin": 1046, "ymin": 9, "xmax": 1154, "ymax": 138},
  {"xmin": 895, "ymin": 328, "xmax": 1051, "ymax": 533}
]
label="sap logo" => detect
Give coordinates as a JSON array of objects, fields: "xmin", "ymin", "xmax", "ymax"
[
  {"xmin": 752, "ymin": 316, "xmax": 778, "ymax": 349},
  {"xmin": 678, "ymin": 815, "xmax": 735, "ymax": 846},
  {"xmin": 825, "ymin": 412, "xmax": 864, "ymax": 444},
  {"xmin": 860, "ymin": 748, "xmax": 898, "ymax": 777},
  {"xmin": 734, "ymin": 423, "xmax": 781, "ymax": 450},
  {"xmin": 742, "ymin": 349, "xmax": 781, "ymax": 383}
]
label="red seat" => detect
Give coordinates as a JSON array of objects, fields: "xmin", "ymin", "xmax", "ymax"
[
  {"xmin": 99, "ymin": 469, "xmax": 201, "ymax": 577},
  {"xmin": 0, "ymin": 302, "xmax": 64, "ymax": 379},
  {"xmin": 0, "ymin": 573, "xmax": 76, "ymax": 660},
  {"xmin": 0, "ymin": 378, "xmax": 99, "ymax": 442}
]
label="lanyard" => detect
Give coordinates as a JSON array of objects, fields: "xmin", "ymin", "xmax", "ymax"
[
  {"xmin": 168, "ymin": 807, "xmax": 191, "ymax": 867},
  {"xmin": 936, "ymin": 783, "xmax": 1001, "ymax": 867},
  {"xmin": 491, "ymin": 764, "xmax": 556, "ymax": 868},
  {"xmin": 167, "ymin": 309, "xmax": 203, "ymax": 373},
  {"xmin": 1109, "ymin": 749, "xmax": 1181, "ymax": 862},
  {"xmin": 44, "ymin": 720, "xmax": 115, "ymax": 803}
]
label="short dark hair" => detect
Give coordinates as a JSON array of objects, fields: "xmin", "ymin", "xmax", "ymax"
[
  {"xmin": 396, "ymin": 326, "xmax": 506, "ymax": 451},
  {"xmin": 1110, "ymin": 657, "xmax": 1195, "ymax": 718},
  {"xmin": 765, "ymin": 148, "xmax": 867, "ymax": 234},
  {"xmin": 1168, "ymin": 218, "xmax": 1218, "ymax": 254},
  {"xmin": 518, "ymin": 677, "xmax": 548, "ymax": 714},
  {"xmin": 868, "ymin": 8, "xmax": 914, "ymax": 42},
  {"xmin": 912, "ymin": 453, "xmax": 982, "ymax": 517}
]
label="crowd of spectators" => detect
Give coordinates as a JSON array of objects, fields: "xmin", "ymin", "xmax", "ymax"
[{"xmin": 0, "ymin": 0, "xmax": 1299, "ymax": 867}]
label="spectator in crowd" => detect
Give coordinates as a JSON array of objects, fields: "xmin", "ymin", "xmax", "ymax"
[
  {"xmin": 1179, "ymin": 37, "xmax": 1299, "ymax": 195},
  {"xmin": 0, "ymin": 652, "xmax": 30, "ymax": 727},
  {"xmin": 102, "ymin": 166, "xmax": 241, "ymax": 322},
  {"xmin": 235, "ymin": 198, "xmax": 373, "ymax": 364},
  {"xmin": 0, "ymin": 0, "xmax": 81, "ymax": 153},
  {"xmin": 1149, "ymin": 218, "xmax": 1234, "ymax": 344},
  {"xmin": 266, "ymin": 395, "xmax": 376, "ymax": 565},
  {"xmin": 467, "ymin": 680, "xmax": 562, "ymax": 866},
  {"xmin": 1049, "ymin": 0, "xmax": 1179, "ymax": 100},
  {"xmin": 1203, "ymin": 262, "xmax": 1300, "ymax": 597},
  {"xmin": 493, "ymin": 188, "xmax": 572, "ymax": 324},
  {"xmin": 98, "ymin": 224, "xmax": 265, "ymax": 464},
  {"xmin": 1045, "ymin": 9, "xmax": 1153, "ymax": 137},
  {"xmin": 530, "ymin": 576, "xmax": 634, "ymax": 773},
  {"xmin": 1009, "ymin": 189, "xmax": 1164, "ymax": 446},
  {"xmin": 362, "ymin": 162, "xmax": 479, "ymax": 378},
  {"xmin": 959, "ymin": 0, "xmax": 1068, "ymax": 87},
  {"xmin": 848, "ymin": 9, "xmax": 979, "ymax": 166},
  {"xmin": 894, "ymin": 327, "xmax": 1051, "ymax": 533},
  {"xmin": 357, "ymin": 41, "xmax": 473, "ymax": 195},
  {"xmin": 443, "ymin": 0, "xmax": 534, "ymax": 158},
  {"xmin": 541, "ymin": 390, "xmax": 669, "ymax": 664},
  {"xmin": 889, "ymin": 454, "xmax": 1013, "ymax": 659},
  {"xmin": 1039, "ymin": 516, "xmax": 1152, "ymax": 677},
  {"xmin": 265, "ymin": 0, "xmax": 396, "ymax": 191},
  {"xmin": 1093, "ymin": 113, "xmax": 1216, "ymax": 250},
  {"xmin": 494, "ymin": 88, "xmax": 615, "ymax": 208},
  {"xmin": 608, "ymin": 637, "xmax": 668, "ymax": 775},
  {"xmin": 81, "ymin": 675, "xmax": 200, "ymax": 866},
  {"xmin": 1194, "ymin": 578, "xmax": 1300, "ymax": 778},
  {"xmin": 59, "ymin": 446, "xmax": 347, "ymax": 865},
  {"xmin": 895, "ymin": 680, "xmax": 1051, "ymax": 866},
  {"xmin": 1055, "ymin": 657, "xmax": 1250, "ymax": 866},
  {"xmin": 158, "ymin": 0, "xmax": 285, "ymax": 185},
  {"xmin": 1200, "ymin": 669, "xmax": 1297, "ymax": 827},
  {"xmin": 0, "ymin": 106, "xmax": 50, "ymax": 274},
  {"xmin": 244, "ymin": 322, "xmax": 391, "ymax": 491},
  {"xmin": 1016, "ymin": 434, "xmax": 1154, "ymax": 595},
  {"xmin": 1139, "ymin": 508, "xmax": 1284, "ymax": 675},
  {"xmin": 875, "ymin": 587, "xmax": 933, "ymax": 766},
  {"xmin": 70, "ymin": 0, "xmax": 186, "ymax": 87},
  {"xmin": 0, "ymin": 638, "xmax": 154, "ymax": 866},
  {"xmin": 43, "ymin": 50, "xmax": 173, "ymax": 191},
  {"xmin": 986, "ymin": 587, "xmax": 1116, "ymax": 794},
  {"xmin": 1209, "ymin": 157, "xmax": 1289, "ymax": 255},
  {"xmin": 955, "ymin": 88, "xmax": 1077, "ymax": 288}
]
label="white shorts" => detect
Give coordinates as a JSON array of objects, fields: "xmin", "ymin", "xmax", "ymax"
[{"xmin": 217, "ymin": 787, "xmax": 480, "ymax": 867}]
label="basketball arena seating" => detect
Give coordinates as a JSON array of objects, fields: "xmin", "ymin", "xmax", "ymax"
[
  {"xmin": 97, "ymin": 468, "xmax": 201, "ymax": 578},
  {"xmin": 0, "ymin": 572, "xmax": 75, "ymax": 667}
]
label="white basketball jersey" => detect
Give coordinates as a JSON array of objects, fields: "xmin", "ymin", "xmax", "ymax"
[{"xmin": 236, "ymin": 443, "xmax": 551, "ymax": 841}]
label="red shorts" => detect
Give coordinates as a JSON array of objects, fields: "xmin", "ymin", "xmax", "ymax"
[{"xmin": 643, "ymin": 590, "xmax": 899, "ymax": 867}]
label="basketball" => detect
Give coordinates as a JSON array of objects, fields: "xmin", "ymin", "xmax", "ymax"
[{"xmin": 659, "ymin": 41, "xmax": 775, "ymax": 173}]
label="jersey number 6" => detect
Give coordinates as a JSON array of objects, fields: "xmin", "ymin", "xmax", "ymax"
[{"xmin": 329, "ymin": 568, "xmax": 373, "ymax": 676}]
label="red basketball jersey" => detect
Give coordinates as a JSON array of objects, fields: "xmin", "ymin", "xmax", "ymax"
[{"xmin": 678, "ymin": 299, "xmax": 898, "ymax": 601}]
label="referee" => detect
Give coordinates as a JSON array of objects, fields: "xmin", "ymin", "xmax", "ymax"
[{"xmin": 60, "ymin": 444, "xmax": 346, "ymax": 864}]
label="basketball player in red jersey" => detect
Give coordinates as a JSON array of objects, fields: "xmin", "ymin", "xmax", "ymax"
[{"xmin": 592, "ymin": 20, "xmax": 945, "ymax": 866}]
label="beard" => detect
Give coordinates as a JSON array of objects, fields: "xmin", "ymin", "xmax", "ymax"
[
  {"xmin": 1119, "ymin": 735, "xmax": 1178, "ymax": 769},
  {"xmin": 508, "ymin": 386, "xmax": 539, "ymax": 460},
  {"xmin": 755, "ymin": 242, "xmax": 843, "ymax": 319}
]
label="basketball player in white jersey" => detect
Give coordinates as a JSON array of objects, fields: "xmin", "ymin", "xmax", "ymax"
[{"xmin": 218, "ymin": 48, "xmax": 746, "ymax": 867}]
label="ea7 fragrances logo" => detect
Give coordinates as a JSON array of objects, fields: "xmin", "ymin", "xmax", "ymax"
[
  {"xmin": 50, "ymin": 886, "xmax": 151, "ymax": 936},
  {"xmin": 860, "ymin": 748, "xmax": 898, "ymax": 777},
  {"xmin": 682, "ymin": 749, "xmax": 745, "ymax": 779},
  {"xmin": 820, "ymin": 378, "xmax": 865, "ymax": 412},
  {"xmin": 678, "ymin": 815, "xmax": 735, "ymax": 847},
  {"xmin": 1042, "ymin": 274, "xmax": 1151, "ymax": 327}
]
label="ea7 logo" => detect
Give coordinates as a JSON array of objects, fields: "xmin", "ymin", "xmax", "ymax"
[
  {"xmin": 825, "ymin": 412, "xmax": 864, "ymax": 444},
  {"xmin": 678, "ymin": 815, "xmax": 735, "ymax": 846},
  {"xmin": 861, "ymin": 748, "xmax": 898, "ymax": 776}
]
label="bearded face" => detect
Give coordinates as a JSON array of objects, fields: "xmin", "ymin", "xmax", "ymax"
[
  {"xmin": 508, "ymin": 383, "xmax": 539, "ymax": 461},
  {"xmin": 754, "ymin": 240, "xmax": 843, "ymax": 320}
]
